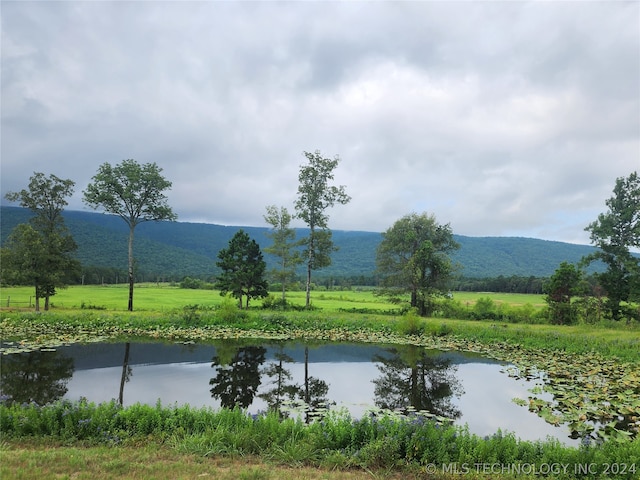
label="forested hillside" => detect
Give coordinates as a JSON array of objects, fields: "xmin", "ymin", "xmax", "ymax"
[{"xmin": 1, "ymin": 206, "xmax": 602, "ymax": 282}]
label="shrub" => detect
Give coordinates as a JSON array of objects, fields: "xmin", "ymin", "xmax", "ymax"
[
  {"xmin": 503, "ymin": 303, "xmax": 535, "ymax": 323},
  {"xmin": 180, "ymin": 277, "xmax": 203, "ymax": 289},
  {"xmin": 356, "ymin": 435, "xmax": 401, "ymax": 468},
  {"xmin": 436, "ymin": 322, "xmax": 454, "ymax": 336},
  {"xmin": 472, "ymin": 297, "xmax": 498, "ymax": 320},
  {"xmin": 261, "ymin": 295, "xmax": 295, "ymax": 310},
  {"xmin": 216, "ymin": 295, "xmax": 247, "ymax": 323},
  {"xmin": 436, "ymin": 298, "xmax": 470, "ymax": 319},
  {"xmin": 397, "ymin": 309, "xmax": 423, "ymax": 335},
  {"xmin": 182, "ymin": 305, "xmax": 201, "ymax": 325},
  {"xmin": 179, "ymin": 277, "xmax": 214, "ymax": 290}
]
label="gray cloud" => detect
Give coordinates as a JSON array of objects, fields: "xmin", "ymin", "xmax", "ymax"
[{"xmin": 2, "ymin": 1, "xmax": 638, "ymax": 244}]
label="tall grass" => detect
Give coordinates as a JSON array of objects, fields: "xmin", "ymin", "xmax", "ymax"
[{"xmin": 1, "ymin": 399, "xmax": 638, "ymax": 479}]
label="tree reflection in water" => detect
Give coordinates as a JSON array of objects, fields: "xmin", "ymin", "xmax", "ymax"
[
  {"xmin": 0, "ymin": 350, "xmax": 74, "ymax": 405},
  {"xmin": 258, "ymin": 349, "xmax": 300, "ymax": 417},
  {"xmin": 301, "ymin": 346, "xmax": 332, "ymax": 423},
  {"xmin": 118, "ymin": 343, "xmax": 132, "ymax": 406},
  {"xmin": 215, "ymin": 342, "xmax": 332, "ymax": 420},
  {"xmin": 210, "ymin": 345, "xmax": 267, "ymax": 408},
  {"xmin": 373, "ymin": 345, "xmax": 463, "ymax": 419}
]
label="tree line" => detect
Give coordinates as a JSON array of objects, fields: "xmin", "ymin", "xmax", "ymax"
[
  {"xmin": 452, "ymin": 275, "xmax": 547, "ymax": 294},
  {"xmin": 1, "ymin": 152, "xmax": 354, "ymax": 312},
  {"xmin": 2, "ymin": 156, "xmax": 639, "ymax": 322}
]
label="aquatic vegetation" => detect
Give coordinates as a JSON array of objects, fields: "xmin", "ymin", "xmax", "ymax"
[{"xmin": 508, "ymin": 352, "xmax": 640, "ymax": 443}]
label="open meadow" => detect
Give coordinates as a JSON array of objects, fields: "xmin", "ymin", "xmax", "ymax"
[{"xmin": 0, "ymin": 283, "xmax": 546, "ymax": 312}]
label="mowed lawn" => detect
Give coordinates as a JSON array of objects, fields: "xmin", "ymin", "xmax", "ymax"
[{"xmin": 0, "ymin": 284, "xmax": 546, "ymax": 312}]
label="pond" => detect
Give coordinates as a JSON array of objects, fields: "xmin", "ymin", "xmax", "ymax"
[{"xmin": 0, "ymin": 339, "xmax": 580, "ymax": 445}]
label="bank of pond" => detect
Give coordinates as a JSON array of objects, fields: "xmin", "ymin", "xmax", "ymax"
[{"xmin": 1, "ymin": 336, "xmax": 639, "ymax": 479}]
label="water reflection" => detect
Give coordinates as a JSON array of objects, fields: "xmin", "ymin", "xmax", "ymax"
[
  {"xmin": 301, "ymin": 346, "xmax": 332, "ymax": 422},
  {"xmin": 210, "ymin": 345, "xmax": 267, "ymax": 408},
  {"xmin": 118, "ymin": 343, "xmax": 132, "ymax": 405},
  {"xmin": 0, "ymin": 350, "xmax": 74, "ymax": 405},
  {"xmin": 0, "ymin": 340, "xmax": 587, "ymax": 444},
  {"xmin": 258, "ymin": 348, "xmax": 299, "ymax": 416},
  {"xmin": 373, "ymin": 346, "xmax": 463, "ymax": 419}
]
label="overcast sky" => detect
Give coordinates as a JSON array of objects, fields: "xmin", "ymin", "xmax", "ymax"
[{"xmin": 2, "ymin": 1, "xmax": 638, "ymax": 244}]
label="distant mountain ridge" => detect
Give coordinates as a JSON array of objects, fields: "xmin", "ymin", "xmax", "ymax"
[{"xmin": 1, "ymin": 206, "xmax": 603, "ymax": 279}]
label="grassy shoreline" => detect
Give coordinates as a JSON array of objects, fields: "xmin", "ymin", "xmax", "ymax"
[
  {"xmin": 2, "ymin": 398, "xmax": 639, "ymax": 480},
  {"xmin": 2, "ymin": 305, "xmax": 639, "ymax": 361}
]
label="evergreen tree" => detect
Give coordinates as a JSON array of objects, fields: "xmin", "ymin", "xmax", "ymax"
[
  {"xmin": 215, "ymin": 230, "xmax": 268, "ymax": 308},
  {"xmin": 544, "ymin": 262, "xmax": 584, "ymax": 324}
]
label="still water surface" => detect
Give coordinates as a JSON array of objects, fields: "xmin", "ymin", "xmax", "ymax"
[{"xmin": 1, "ymin": 340, "xmax": 577, "ymax": 445}]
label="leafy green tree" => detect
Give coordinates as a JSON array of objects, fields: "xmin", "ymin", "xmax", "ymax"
[
  {"xmin": 215, "ymin": 229, "xmax": 268, "ymax": 308},
  {"xmin": 543, "ymin": 262, "xmax": 584, "ymax": 325},
  {"xmin": 584, "ymin": 171, "xmax": 640, "ymax": 320},
  {"xmin": 376, "ymin": 213, "xmax": 459, "ymax": 316},
  {"xmin": 83, "ymin": 159, "xmax": 177, "ymax": 311},
  {"xmin": 1, "ymin": 225, "xmax": 47, "ymax": 310},
  {"xmin": 4, "ymin": 172, "xmax": 79, "ymax": 310},
  {"xmin": 294, "ymin": 150, "xmax": 351, "ymax": 307},
  {"xmin": 263, "ymin": 205, "xmax": 302, "ymax": 303}
]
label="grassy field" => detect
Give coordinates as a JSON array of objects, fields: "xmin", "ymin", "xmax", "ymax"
[
  {"xmin": 0, "ymin": 284, "xmax": 546, "ymax": 312},
  {"xmin": 451, "ymin": 291, "xmax": 546, "ymax": 308},
  {"xmin": 1, "ymin": 284, "xmax": 221, "ymax": 312}
]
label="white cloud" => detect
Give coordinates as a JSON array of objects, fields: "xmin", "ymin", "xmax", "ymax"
[{"xmin": 1, "ymin": 1, "xmax": 638, "ymax": 244}]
